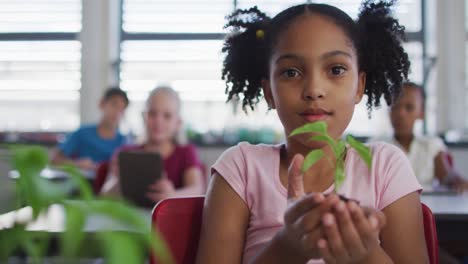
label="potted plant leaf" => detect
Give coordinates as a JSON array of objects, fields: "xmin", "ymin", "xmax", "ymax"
[
  {"xmin": 289, "ymin": 121, "xmax": 372, "ymax": 194},
  {"xmin": 0, "ymin": 145, "xmax": 174, "ymax": 264}
]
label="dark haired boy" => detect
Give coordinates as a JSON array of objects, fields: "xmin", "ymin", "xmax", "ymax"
[{"xmin": 51, "ymin": 87, "xmax": 130, "ymax": 170}]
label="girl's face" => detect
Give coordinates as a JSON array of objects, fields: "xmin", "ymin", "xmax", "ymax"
[
  {"xmin": 390, "ymin": 86, "xmax": 424, "ymax": 136},
  {"xmin": 263, "ymin": 14, "xmax": 365, "ymax": 147},
  {"xmin": 143, "ymin": 91, "xmax": 181, "ymax": 144}
]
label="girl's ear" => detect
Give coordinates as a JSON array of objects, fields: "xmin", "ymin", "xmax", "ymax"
[
  {"xmin": 261, "ymin": 78, "xmax": 276, "ymax": 109},
  {"xmin": 355, "ymin": 72, "xmax": 366, "ymax": 104}
]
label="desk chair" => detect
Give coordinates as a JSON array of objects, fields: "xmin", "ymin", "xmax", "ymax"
[
  {"xmin": 422, "ymin": 203, "xmax": 439, "ymax": 264},
  {"xmin": 150, "ymin": 196, "xmax": 204, "ymax": 264},
  {"xmin": 150, "ymin": 197, "xmax": 439, "ymax": 264}
]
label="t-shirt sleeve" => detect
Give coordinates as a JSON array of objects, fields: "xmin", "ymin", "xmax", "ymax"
[
  {"xmin": 376, "ymin": 143, "xmax": 423, "ymax": 210},
  {"xmin": 429, "ymin": 137, "xmax": 447, "ymax": 158},
  {"xmin": 211, "ymin": 144, "xmax": 247, "ymax": 203},
  {"xmin": 183, "ymin": 144, "xmax": 203, "ymax": 170},
  {"xmin": 58, "ymin": 129, "xmax": 81, "ymax": 158}
]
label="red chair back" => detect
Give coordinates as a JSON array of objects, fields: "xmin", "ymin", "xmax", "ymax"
[
  {"xmin": 422, "ymin": 203, "xmax": 439, "ymax": 264},
  {"xmin": 150, "ymin": 197, "xmax": 438, "ymax": 264},
  {"xmin": 93, "ymin": 161, "xmax": 109, "ymax": 194},
  {"xmin": 150, "ymin": 196, "xmax": 204, "ymax": 264}
]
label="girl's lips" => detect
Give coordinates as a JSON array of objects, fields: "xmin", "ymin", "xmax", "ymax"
[
  {"xmin": 300, "ymin": 113, "xmax": 329, "ymax": 122},
  {"xmin": 298, "ymin": 107, "xmax": 332, "ymax": 122}
]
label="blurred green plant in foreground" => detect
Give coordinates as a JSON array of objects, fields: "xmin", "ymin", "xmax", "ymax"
[{"xmin": 0, "ymin": 145, "xmax": 174, "ymax": 264}]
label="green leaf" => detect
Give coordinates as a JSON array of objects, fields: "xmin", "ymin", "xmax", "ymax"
[
  {"xmin": 334, "ymin": 162, "xmax": 346, "ymax": 192},
  {"xmin": 149, "ymin": 229, "xmax": 174, "ymax": 264},
  {"xmin": 29, "ymin": 232, "xmax": 52, "ymax": 262},
  {"xmin": 99, "ymin": 232, "xmax": 145, "ymax": 264},
  {"xmin": 0, "ymin": 224, "xmax": 26, "ymax": 260},
  {"xmin": 302, "ymin": 149, "xmax": 324, "ymax": 173},
  {"xmin": 10, "ymin": 146, "xmax": 49, "ymax": 217},
  {"xmin": 10, "ymin": 145, "xmax": 93, "ymax": 216},
  {"xmin": 289, "ymin": 121, "xmax": 327, "ymax": 137},
  {"xmin": 60, "ymin": 165, "xmax": 94, "ymax": 201},
  {"xmin": 6, "ymin": 145, "xmax": 172, "ymax": 263},
  {"xmin": 61, "ymin": 202, "xmax": 87, "ymax": 258},
  {"xmin": 334, "ymin": 140, "xmax": 346, "ymax": 159},
  {"xmin": 11, "ymin": 146, "xmax": 48, "ymax": 175},
  {"xmin": 87, "ymin": 200, "xmax": 173, "ymax": 264},
  {"xmin": 309, "ymin": 135, "xmax": 336, "ymax": 150},
  {"xmin": 346, "ymin": 135, "xmax": 372, "ymax": 169},
  {"xmin": 22, "ymin": 235, "xmax": 42, "ymax": 264}
]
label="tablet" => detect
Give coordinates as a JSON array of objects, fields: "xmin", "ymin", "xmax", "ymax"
[{"xmin": 118, "ymin": 151, "xmax": 163, "ymax": 208}]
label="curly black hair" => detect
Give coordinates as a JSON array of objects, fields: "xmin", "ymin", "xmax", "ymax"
[
  {"xmin": 221, "ymin": 7, "xmax": 270, "ymax": 110},
  {"xmin": 221, "ymin": 0, "xmax": 410, "ymax": 114}
]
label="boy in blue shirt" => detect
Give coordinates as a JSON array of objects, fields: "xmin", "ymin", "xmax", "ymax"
[{"xmin": 51, "ymin": 87, "xmax": 129, "ymax": 170}]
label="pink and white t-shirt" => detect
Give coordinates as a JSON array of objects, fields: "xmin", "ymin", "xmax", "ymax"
[{"xmin": 212, "ymin": 141, "xmax": 422, "ymax": 264}]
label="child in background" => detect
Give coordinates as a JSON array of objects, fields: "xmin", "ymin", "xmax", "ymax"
[
  {"xmin": 373, "ymin": 82, "xmax": 468, "ymax": 191},
  {"xmin": 197, "ymin": 1, "xmax": 428, "ymax": 264},
  {"xmin": 101, "ymin": 86, "xmax": 204, "ymax": 202},
  {"xmin": 51, "ymin": 87, "xmax": 129, "ymax": 171}
]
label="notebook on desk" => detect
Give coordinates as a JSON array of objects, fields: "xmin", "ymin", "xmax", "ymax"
[{"xmin": 118, "ymin": 151, "xmax": 164, "ymax": 208}]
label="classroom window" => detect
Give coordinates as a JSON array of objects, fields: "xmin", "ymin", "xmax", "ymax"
[
  {"xmin": 121, "ymin": 0, "xmax": 424, "ymax": 139},
  {"xmin": 123, "ymin": 0, "xmax": 232, "ymax": 33},
  {"xmin": 0, "ymin": 0, "xmax": 81, "ymax": 132},
  {"xmin": 236, "ymin": 0, "xmax": 308, "ymax": 15},
  {"xmin": 0, "ymin": 0, "xmax": 81, "ymax": 33}
]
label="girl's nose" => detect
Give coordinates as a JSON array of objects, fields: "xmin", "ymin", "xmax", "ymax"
[{"xmin": 302, "ymin": 76, "xmax": 326, "ymax": 100}]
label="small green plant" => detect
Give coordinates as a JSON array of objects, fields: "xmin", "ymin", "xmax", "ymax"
[
  {"xmin": 0, "ymin": 145, "xmax": 174, "ymax": 264},
  {"xmin": 289, "ymin": 121, "xmax": 372, "ymax": 192}
]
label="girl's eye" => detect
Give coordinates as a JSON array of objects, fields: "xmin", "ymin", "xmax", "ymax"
[
  {"xmin": 148, "ymin": 111, "xmax": 157, "ymax": 118},
  {"xmin": 330, "ymin": 66, "xmax": 346, "ymax": 76},
  {"xmin": 405, "ymin": 104, "xmax": 415, "ymax": 112},
  {"xmin": 282, "ymin": 69, "xmax": 300, "ymax": 78}
]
